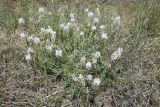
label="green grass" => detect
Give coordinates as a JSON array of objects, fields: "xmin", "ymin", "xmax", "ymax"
[{"xmin": 0, "ymin": 0, "xmax": 160, "ymax": 106}]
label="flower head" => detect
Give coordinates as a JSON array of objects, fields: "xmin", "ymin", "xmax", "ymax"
[
  {"xmin": 79, "ymin": 31, "xmax": 84, "ymax": 36},
  {"xmin": 70, "ymin": 13, "xmax": 74, "ymax": 18},
  {"xmin": 19, "ymin": 32, "xmax": 26, "ymax": 38},
  {"xmin": 60, "ymin": 23, "xmax": 65, "ymax": 29},
  {"xmin": 80, "ymin": 56, "xmax": 86, "ymax": 65},
  {"xmin": 88, "ymin": 12, "xmax": 94, "ymax": 17},
  {"xmin": 92, "ymin": 78, "xmax": 101, "ymax": 86},
  {"xmin": 27, "ymin": 35, "xmax": 33, "ymax": 41},
  {"xmin": 86, "ymin": 61, "xmax": 92, "ymax": 70},
  {"xmin": 91, "ymin": 25, "xmax": 96, "ymax": 31},
  {"xmin": 78, "ymin": 74, "xmax": 86, "ymax": 85},
  {"xmin": 70, "ymin": 17, "xmax": 75, "ymax": 22},
  {"xmin": 85, "ymin": 8, "xmax": 89, "ymax": 12},
  {"xmin": 101, "ymin": 33, "xmax": 108, "ymax": 40},
  {"xmin": 92, "ymin": 57, "xmax": 97, "ymax": 64},
  {"xmin": 55, "ymin": 49, "xmax": 63, "ymax": 57},
  {"xmin": 94, "ymin": 17, "xmax": 99, "ymax": 23},
  {"xmin": 63, "ymin": 24, "xmax": 70, "ymax": 31},
  {"xmin": 99, "ymin": 25, "xmax": 105, "ymax": 30},
  {"xmin": 18, "ymin": 18, "xmax": 25, "ymax": 25},
  {"xmin": 72, "ymin": 76, "xmax": 78, "ymax": 81},
  {"xmin": 111, "ymin": 48, "xmax": 123, "ymax": 60},
  {"xmin": 113, "ymin": 16, "xmax": 121, "ymax": 25},
  {"xmin": 25, "ymin": 54, "xmax": 32, "ymax": 61},
  {"xmin": 93, "ymin": 51, "xmax": 101, "ymax": 58},
  {"xmin": 86, "ymin": 74, "xmax": 93, "ymax": 81},
  {"xmin": 38, "ymin": 7, "xmax": 45, "ymax": 13},
  {"xmin": 27, "ymin": 47, "xmax": 33, "ymax": 53},
  {"xmin": 34, "ymin": 37, "xmax": 40, "ymax": 44},
  {"xmin": 45, "ymin": 45, "xmax": 53, "ymax": 51}
]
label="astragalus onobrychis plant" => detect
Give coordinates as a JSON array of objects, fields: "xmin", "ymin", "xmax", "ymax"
[{"xmin": 19, "ymin": 6, "xmax": 127, "ymax": 101}]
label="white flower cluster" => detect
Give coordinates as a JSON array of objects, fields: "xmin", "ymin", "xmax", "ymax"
[
  {"xmin": 84, "ymin": 8, "xmax": 108, "ymax": 40},
  {"xmin": 72, "ymin": 74, "xmax": 101, "ymax": 86},
  {"xmin": 70, "ymin": 13, "xmax": 75, "ymax": 22},
  {"xmin": 18, "ymin": 17, "xmax": 25, "ymax": 25},
  {"xmin": 41, "ymin": 26, "xmax": 56, "ymax": 38},
  {"xmin": 80, "ymin": 52, "xmax": 101, "ymax": 70},
  {"xmin": 111, "ymin": 48, "xmax": 123, "ymax": 60},
  {"xmin": 101, "ymin": 33, "xmax": 108, "ymax": 40},
  {"xmin": 25, "ymin": 47, "xmax": 34, "ymax": 61},
  {"xmin": 19, "ymin": 31, "xmax": 40, "ymax": 44},
  {"xmin": 25, "ymin": 54, "xmax": 32, "ymax": 61},
  {"xmin": 113, "ymin": 16, "xmax": 121, "ymax": 25},
  {"xmin": 20, "ymin": 7, "xmax": 125, "ymax": 89},
  {"xmin": 60, "ymin": 23, "xmax": 70, "ymax": 31},
  {"xmin": 55, "ymin": 49, "xmax": 63, "ymax": 57},
  {"xmin": 59, "ymin": 13, "xmax": 76, "ymax": 31},
  {"xmin": 92, "ymin": 51, "xmax": 101, "ymax": 64},
  {"xmin": 86, "ymin": 61, "xmax": 92, "ymax": 70},
  {"xmin": 38, "ymin": 7, "xmax": 45, "ymax": 13},
  {"xmin": 19, "ymin": 32, "xmax": 26, "ymax": 38},
  {"xmin": 45, "ymin": 44, "xmax": 53, "ymax": 51}
]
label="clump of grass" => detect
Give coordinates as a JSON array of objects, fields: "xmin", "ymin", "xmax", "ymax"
[
  {"xmin": 1, "ymin": 0, "xmax": 160, "ymax": 106},
  {"xmin": 15, "ymin": 1, "xmax": 129, "ymax": 105}
]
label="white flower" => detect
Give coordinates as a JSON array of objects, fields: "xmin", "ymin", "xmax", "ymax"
[
  {"xmin": 92, "ymin": 51, "xmax": 101, "ymax": 64},
  {"xmin": 72, "ymin": 76, "xmax": 78, "ymax": 81},
  {"xmin": 101, "ymin": 33, "xmax": 108, "ymax": 40},
  {"xmin": 55, "ymin": 49, "xmax": 63, "ymax": 57},
  {"xmin": 38, "ymin": 7, "xmax": 45, "ymax": 13},
  {"xmin": 51, "ymin": 31, "xmax": 56, "ymax": 35},
  {"xmin": 93, "ymin": 51, "xmax": 101, "ymax": 58},
  {"xmin": 51, "ymin": 35, "xmax": 56, "ymax": 40},
  {"xmin": 85, "ymin": 8, "xmax": 89, "ymax": 12},
  {"xmin": 63, "ymin": 25, "xmax": 70, "ymax": 31},
  {"xmin": 94, "ymin": 17, "xmax": 99, "ymax": 23},
  {"xmin": 79, "ymin": 74, "xmax": 84, "ymax": 80},
  {"xmin": 48, "ymin": 11, "xmax": 52, "ymax": 15},
  {"xmin": 79, "ymin": 31, "xmax": 84, "ymax": 36},
  {"xmin": 34, "ymin": 37, "xmax": 40, "ymax": 44},
  {"xmin": 45, "ymin": 45, "xmax": 53, "ymax": 51},
  {"xmin": 91, "ymin": 25, "xmax": 96, "ymax": 31},
  {"xmin": 88, "ymin": 12, "xmax": 94, "ymax": 17},
  {"xmin": 67, "ymin": 22, "xmax": 71, "ymax": 26},
  {"xmin": 27, "ymin": 35, "xmax": 33, "ymax": 41},
  {"xmin": 92, "ymin": 78, "xmax": 101, "ymax": 86},
  {"xmin": 70, "ymin": 13, "xmax": 74, "ymax": 18},
  {"xmin": 27, "ymin": 47, "xmax": 33, "ymax": 53},
  {"xmin": 113, "ymin": 16, "xmax": 121, "ymax": 25},
  {"xmin": 60, "ymin": 23, "xmax": 65, "ymax": 29},
  {"xmin": 86, "ymin": 61, "xmax": 92, "ymax": 69},
  {"xmin": 46, "ymin": 27, "xmax": 53, "ymax": 33},
  {"xmin": 18, "ymin": 18, "xmax": 25, "ymax": 25},
  {"xmin": 111, "ymin": 48, "xmax": 123, "ymax": 60},
  {"xmin": 25, "ymin": 54, "xmax": 32, "ymax": 61},
  {"xmin": 80, "ymin": 56, "xmax": 86, "ymax": 65},
  {"xmin": 99, "ymin": 25, "xmax": 105, "ymax": 29},
  {"xmin": 92, "ymin": 57, "xmax": 97, "ymax": 64},
  {"xmin": 70, "ymin": 17, "xmax": 75, "ymax": 22},
  {"xmin": 41, "ymin": 26, "xmax": 56, "ymax": 36},
  {"xmin": 86, "ymin": 74, "xmax": 93, "ymax": 81},
  {"xmin": 41, "ymin": 28, "xmax": 45, "ymax": 32},
  {"xmin": 19, "ymin": 32, "xmax": 26, "ymax": 38},
  {"xmin": 60, "ymin": 23, "xmax": 70, "ymax": 31},
  {"xmin": 78, "ymin": 74, "xmax": 86, "ymax": 85}
]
